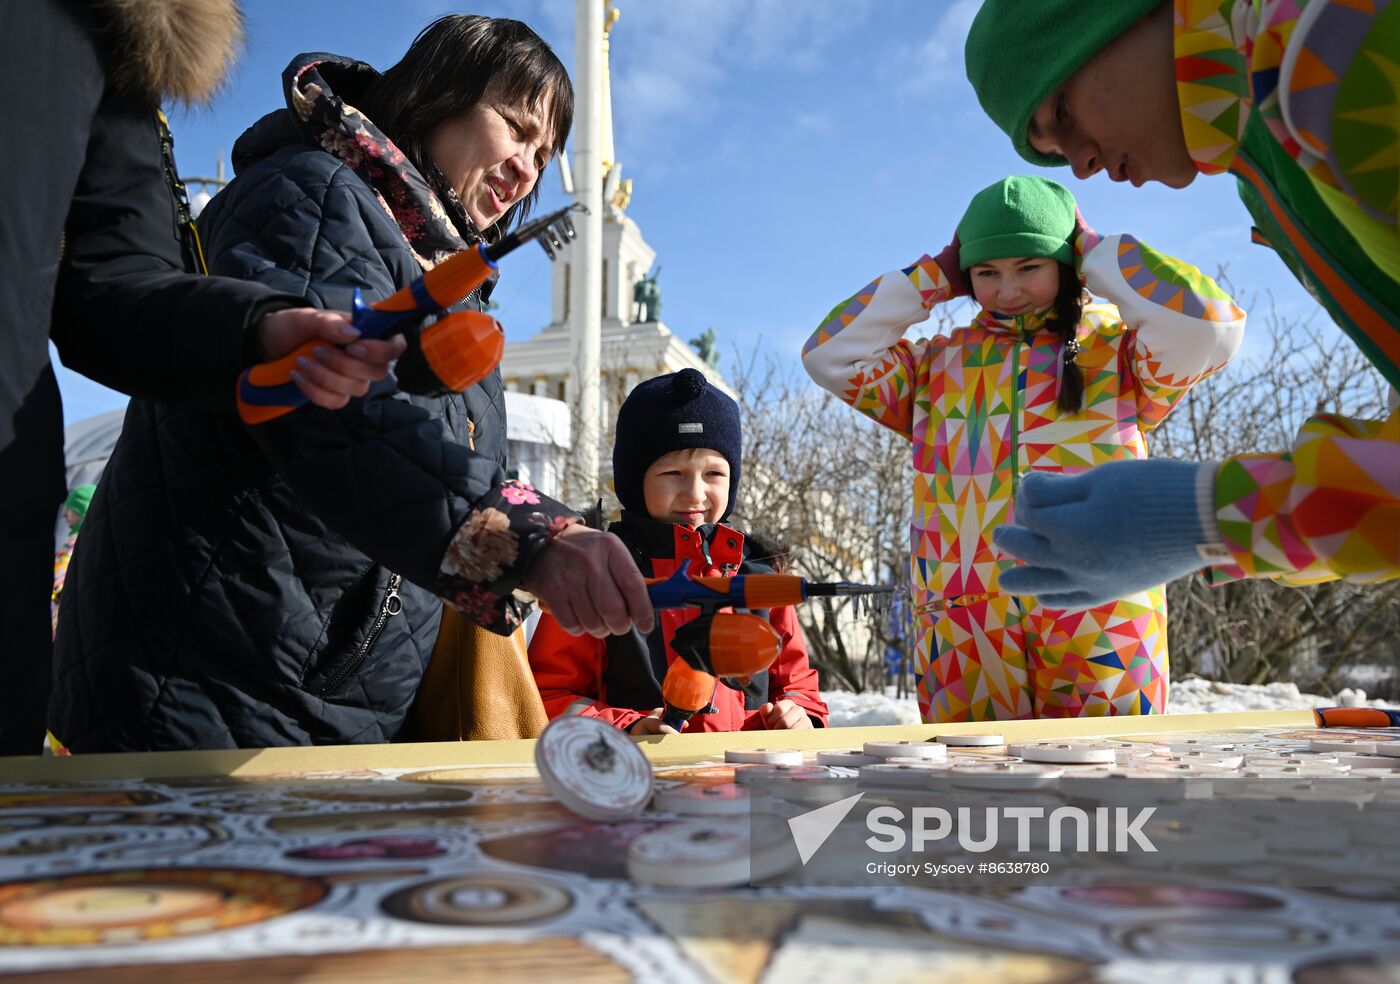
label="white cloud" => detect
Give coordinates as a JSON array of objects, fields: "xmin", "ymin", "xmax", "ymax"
[
  {"xmin": 794, "ymin": 111, "xmax": 832, "ymax": 134},
  {"xmin": 888, "ymin": 0, "xmax": 980, "ymax": 96},
  {"xmin": 607, "ymin": 1, "xmax": 876, "ymax": 158}
]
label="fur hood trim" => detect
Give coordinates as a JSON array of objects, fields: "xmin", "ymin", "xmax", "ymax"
[{"xmin": 89, "ymin": 0, "xmax": 243, "ymax": 104}]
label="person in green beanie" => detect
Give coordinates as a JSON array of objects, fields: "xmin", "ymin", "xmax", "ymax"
[
  {"xmin": 803, "ymin": 175, "xmax": 1244, "ymax": 722},
  {"xmin": 966, "ymin": 0, "xmax": 1400, "ymax": 605},
  {"xmin": 52, "ymin": 484, "xmax": 98, "ymax": 637},
  {"xmin": 61, "ymin": 485, "xmax": 96, "ymax": 534}
]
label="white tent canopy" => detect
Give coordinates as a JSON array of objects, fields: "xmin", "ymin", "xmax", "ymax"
[{"xmin": 56, "ymin": 391, "xmax": 573, "ymax": 541}]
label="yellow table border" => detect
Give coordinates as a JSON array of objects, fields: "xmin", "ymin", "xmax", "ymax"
[{"xmin": 0, "ymin": 710, "xmax": 1318, "ymax": 783}]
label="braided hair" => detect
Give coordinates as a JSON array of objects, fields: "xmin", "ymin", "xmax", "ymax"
[{"xmin": 1048, "ymin": 262, "xmax": 1086, "ymax": 414}]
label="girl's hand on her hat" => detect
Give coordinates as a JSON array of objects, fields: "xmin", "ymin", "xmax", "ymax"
[
  {"xmin": 1072, "ymin": 205, "xmax": 1102, "ymax": 272},
  {"xmin": 523, "ymin": 525, "xmax": 655, "ymax": 638},
  {"xmin": 930, "ymin": 235, "xmax": 970, "ymax": 298}
]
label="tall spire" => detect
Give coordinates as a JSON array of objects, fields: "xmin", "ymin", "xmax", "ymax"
[
  {"xmin": 600, "ymin": 2, "xmax": 632, "ymax": 215},
  {"xmin": 569, "ymin": 0, "xmax": 605, "ymax": 500},
  {"xmin": 600, "ymin": 2, "xmax": 618, "ymax": 179}
]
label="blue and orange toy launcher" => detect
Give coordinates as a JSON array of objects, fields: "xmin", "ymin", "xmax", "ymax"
[
  {"xmin": 236, "ymin": 205, "xmax": 585, "ymax": 425},
  {"xmin": 641, "ymin": 561, "xmax": 894, "ymax": 731},
  {"xmin": 1313, "ymin": 706, "xmax": 1400, "ymax": 729}
]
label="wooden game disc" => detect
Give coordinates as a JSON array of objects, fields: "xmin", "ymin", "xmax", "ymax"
[
  {"xmin": 534, "ymin": 716, "xmax": 653, "ymax": 822},
  {"xmin": 725, "ymin": 749, "xmax": 804, "ymax": 766},
  {"xmin": 1154, "ymin": 739, "xmax": 1243, "ymax": 754},
  {"xmin": 627, "ymin": 822, "xmax": 754, "ymax": 888},
  {"xmin": 732, "ymin": 764, "xmax": 841, "ymax": 786},
  {"xmin": 1242, "ymin": 752, "xmax": 1341, "ymax": 766},
  {"xmin": 1008, "ymin": 741, "xmax": 1117, "ymax": 765},
  {"xmin": 934, "ymin": 734, "xmax": 1005, "ymax": 748},
  {"xmin": 1334, "ymin": 753, "xmax": 1400, "ymax": 771},
  {"xmin": 859, "ymin": 763, "xmax": 948, "ymax": 787},
  {"xmin": 862, "ymin": 740, "xmax": 947, "ymax": 761},
  {"xmin": 815, "ymin": 749, "xmax": 879, "ymax": 767},
  {"xmin": 653, "ymin": 783, "xmax": 752, "ymax": 817},
  {"xmin": 1309, "ymin": 737, "xmax": 1380, "ymax": 754},
  {"xmin": 1139, "ymin": 761, "xmax": 1240, "ymax": 778},
  {"xmin": 876, "ymin": 756, "xmax": 941, "ymax": 766},
  {"xmin": 948, "ymin": 762, "xmax": 1065, "ymax": 789},
  {"xmin": 1234, "ymin": 763, "xmax": 1354, "ymax": 780},
  {"xmin": 1058, "ymin": 771, "xmax": 1213, "ymax": 804},
  {"xmin": 1148, "ymin": 750, "xmax": 1246, "ymax": 770}
]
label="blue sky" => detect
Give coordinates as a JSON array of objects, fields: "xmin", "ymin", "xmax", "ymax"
[{"xmin": 54, "ymin": 0, "xmax": 1329, "ymax": 424}]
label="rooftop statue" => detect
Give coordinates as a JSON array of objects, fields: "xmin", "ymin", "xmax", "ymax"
[{"xmin": 633, "ymin": 265, "xmax": 662, "ymax": 323}]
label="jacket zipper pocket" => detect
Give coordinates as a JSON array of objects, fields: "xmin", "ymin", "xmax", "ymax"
[{"xmin": 318, "ymin": 573, "xmax": 403, "ymax": 696}]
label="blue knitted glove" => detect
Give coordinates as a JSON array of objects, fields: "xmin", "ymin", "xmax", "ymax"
[{"xmin": 993, "ymin": 459, "xmax": 1224, "ymax": 609}]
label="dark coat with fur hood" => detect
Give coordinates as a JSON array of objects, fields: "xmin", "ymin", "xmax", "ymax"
[
  {"xmin": 0, "ymin": 0, "xmax": 297, "ymax": 754},
  {"xmin": 50, "ymin": 51, "xmax": 578, "ymax": 753}
]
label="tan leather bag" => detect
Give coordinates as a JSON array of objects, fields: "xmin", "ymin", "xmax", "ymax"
[
  {"xmin": 404, "ymin": 606, "xmax": 549, "ymax": 741},
  {"xmin": 405, "ymin": 416, "xmax": 549, "ymax": 742}
]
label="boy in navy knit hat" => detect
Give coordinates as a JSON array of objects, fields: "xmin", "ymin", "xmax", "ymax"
[{"xmin": 529, "ymin": 369, "xmax": 828, "ymax": 734}]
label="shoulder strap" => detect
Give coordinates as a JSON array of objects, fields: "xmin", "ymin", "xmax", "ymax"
[{"xmin": 155, "ymin": 109, "xmax": 208, "ymax": 275}]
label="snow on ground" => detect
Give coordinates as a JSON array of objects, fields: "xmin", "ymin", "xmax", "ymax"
[
  {"xmin": 820, "ymin": 688, "xmax": 925, "ymax": 728},
  {"xmin": 820, "ymin": 678, "xmax": 1393, "ymax": 729},
  {"xmin": 1165, "ymin": 678, "xmax": 1388, "ymax": 714}
]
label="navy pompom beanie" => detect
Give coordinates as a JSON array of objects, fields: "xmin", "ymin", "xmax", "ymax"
[{"xmin": 613, "ymin": 368, "xmax": 742, "ymax": 522}]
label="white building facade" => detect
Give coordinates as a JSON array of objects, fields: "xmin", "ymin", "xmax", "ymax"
[{"xmin": 502, "ymin": 207, "xmax": 731, "ymax": 501}]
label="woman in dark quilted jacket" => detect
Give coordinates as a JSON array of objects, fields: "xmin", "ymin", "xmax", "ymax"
[{"xmin": 50, "ymin": 15, "xmax": 653, "ymax": 752}]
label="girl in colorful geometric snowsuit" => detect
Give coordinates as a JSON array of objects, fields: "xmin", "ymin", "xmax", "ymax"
[{"xmin": 802, "ymin": 176, "xmax": 1246, "ymax": 723}]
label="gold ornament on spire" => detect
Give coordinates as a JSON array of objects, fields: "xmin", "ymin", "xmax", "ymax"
[{"xmin": 599, "ymin": 0, "xmax": 632, "ymax": 216}]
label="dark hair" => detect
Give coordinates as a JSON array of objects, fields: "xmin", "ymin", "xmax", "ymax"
[
  {"xmin": 1049, "ymin": 261, "xmax": 1086, "ymax": 414},
  {"xmin": 361, "ymin": 15, "xmax": 574, "ymax": 241}
]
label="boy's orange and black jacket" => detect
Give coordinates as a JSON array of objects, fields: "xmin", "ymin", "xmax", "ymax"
[{"xmin": 528, "ymin": 512, "xmax": 829, "ymax": 732}]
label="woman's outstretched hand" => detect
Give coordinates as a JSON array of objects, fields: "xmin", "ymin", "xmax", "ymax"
[
  {"xmin": 254, "ymin": 308, "xmax": 407, "ymax": 410},
  {"xmin": 524, "ymin": 524, "xmax": 656, "ymax": 637}
]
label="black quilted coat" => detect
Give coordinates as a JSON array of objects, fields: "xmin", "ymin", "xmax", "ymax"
[
  {"xmin": 0, "ymin": 0, "xmax": 301, "ymax": 755},
  {"xmin": 50, "ymin": 53, "xmax": 576, "ymax": 752}
]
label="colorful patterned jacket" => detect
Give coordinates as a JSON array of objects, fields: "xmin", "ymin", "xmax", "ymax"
[
  {"xmin": 1176, "ymin": 0, "xmax": 1399, "ymax": 580},
  {"xmin": 51, "ymin": 532, "xmax": 76, "ymax": 638},
  {"xmin": 802, "ymin": 236, "xmax": 1245, "ymax": 614}
]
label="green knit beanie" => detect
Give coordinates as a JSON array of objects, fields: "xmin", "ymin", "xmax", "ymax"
[
  {"xmin": 64, "ymin": 484, "xmax": 96, "ymax": 522},
  {"xmin": 964, "ymin": 0, "xmax": 1163, "ymax": 166},
  {"xmin": 956, "ymin": 176, "xmax": 1077, "ymax": 269}
]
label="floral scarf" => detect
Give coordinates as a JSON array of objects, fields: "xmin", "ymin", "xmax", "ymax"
[{"xmin": 288, "ymin": 58, "xmax": 482, "ymax": 270}]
